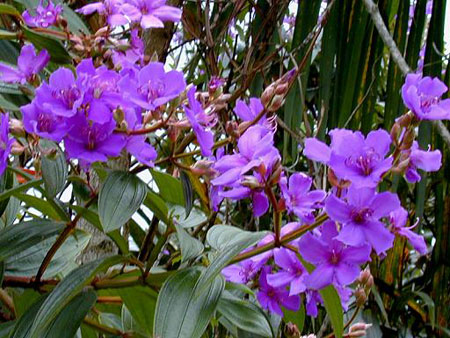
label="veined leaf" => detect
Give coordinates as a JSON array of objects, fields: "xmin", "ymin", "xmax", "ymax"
[
  {"xmin": 151, "ymin": 169, "xmax": 185, "ymax": 206},
  {"xmin": 175, "ymin": 223, "xmax": 204, "ymax": 263},
  {"xmin": 22, "ymin": 27, "xmax": 71, "ymax": 64},
  {"xmin": 40, "ymin": 140, "xmax": 68, "ymax": 198},
  {"xmin": 98, "ymin": 171, "xmax": 147, "ymax": 232},
  {"xmin": 154, "ymin": 267, "xmax": 225, "ymax": 338}
]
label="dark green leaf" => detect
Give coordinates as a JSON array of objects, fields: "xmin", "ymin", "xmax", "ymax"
[
  {"xmin": 282, "ymin": 303, "xmax": 305, "ymax": 333},
  {"xmin": 40, "ymin": 140, "xmax": 68, "ymax": 198},
  {"xmin": 144, "ymin": 190, "xmax": 169, "ymax": 224},
  {"xmin": 29, "ymin": 255, "xmax": 125, "ymax": 338},
  {"xmin": 151, "ymin": 170, "xmax": 184, "ymax": 205},
  {"xmin": 0, "ymin": 3, "xmax": 22, "ymax": 18},
  {"xmin": 217, "ymin": 291, "xmax": 273, "ymax": 337},
  {"xmin": 22, "ymin": 26, "xmax": 71, "ymax": 64},
  {"xmin": 0, "ymin": 168, "xmax": 13, "ymax": 217},
  {"xmin": 0, "ymin": 220, "xmax": 63, "ymax": 260},
  {"xmin": 98, "ymin": 171, "xmax": 147, "ymax": 232},
  {"xmin": 154, "ymin": 267, "xmax": 225, "ymax": 338},
  {"xmin": 10, "ymin": 296, "xmax": 46, "ymax": 338},
  {"xmin": 0, "ymin": 178, "xmax": 43, "ymax": 202},
  {"xmin": 180, "ymin": 170, "xmax": 193, "ymax": 218},
  {"xmin": 320, "ymin": 285, "xmax": 343, "ymax": 338},
  {"xmin": 175, "ymin": 223, "xmax": 204, "ymax": 263}
]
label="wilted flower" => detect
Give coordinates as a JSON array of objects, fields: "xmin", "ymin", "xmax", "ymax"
[{"xmin": 0, "ymin": 45, "xmax": 49, "ymax": 84}]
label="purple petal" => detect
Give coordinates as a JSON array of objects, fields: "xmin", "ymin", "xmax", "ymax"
[
  {"xmin": 365, "ymin": 129, "xmax": 391, "ymax": 157},
  {"xmin": 303, "ymin": 138, "xmax": 331, "ymax": 163},
  {"xmin": 306, "ymin": 265, "xmax": 334, "ymax": 290},
  {"xmin": 335, "ymin": 223, "xmax": 366, "ymax": 247},
  {"xmin": 298, "ymin": 233, "xmax": 329, "ymax": 264},
  {"xmin": 340, "ymin": 244, "xmax": 371, "ymax": 265},
  {"xmin": 370, "ymin": 191, "xmax": 400, "ymax": 218},
  {"xmin": 334, "ymin": 263, "xmax": 361, "ymax": 286},
  {"xmin": 267, "ymin": 271, "xmax": 293, "ymax": 288},
  {"xmin": 325, "ymin": 194, "xmax": 352, "ymax": 223},
  {"xmin": 252, "ymin": 191, "xmax": 269, "ymax": 217},
  {"xmin": 363, "ymin": 220, "xmax": 395, "ymax": 255}
]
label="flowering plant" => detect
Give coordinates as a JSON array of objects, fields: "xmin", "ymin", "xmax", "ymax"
[{"xmin": 0, "ymin": 0, "xmax": 448, "ymax": 337}]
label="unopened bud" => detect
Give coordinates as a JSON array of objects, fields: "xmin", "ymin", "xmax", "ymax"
[
  {"xmin": 348, "ymin": 323, "xmax": 372, "ymax": 337},
  {"xmin": 275, "ymin": 82, "xmax": 289, "ymax": 96},
  {"xmin": 113, "ymin": 108, "xmax": 125, "ymax": 125},
  {"xmin": 397, "ymin": 113, "xmax": 413, "ymax": 128},
  {"xmin": 267, "ymin": 94, "xmax": 284, "ymax": 112},
  {"xmin": 355, "ymin": 287, "xmax": 367, "ymax": 307},
  {"xmin": 226, "ymin": 121, "xmax": 240, "ymax": 138},
  {"xmin": 95, "ymin": 26, "xmax": 109, "ymax": 37},
  {"xmin": 10, "ymin": 141, "xmax": 25, "ymax": 155},
  {"xmin": 280, "ymin": 68, "xmax": 297, "ymax": 84},
  {"xmin": 241, "ymin": 175, "xmax": 262, "ymax": 189},
  {"xmin": 357, "ymin": 268, "xmax": 372, "ymax": 285},
  {"xmin": 261, "ymin": 84, "xmax": 276, "ymax": 107},
  {"xmin": 285, "ymin": 322, "xmax": 300, "ymax": 338},
  {"xmin": 191, "ymin": 160, "xmax": 215, "ymax": 178},
  {"xmin": 390, "ymin": 123, "xmax": 402, "ymax": 145},
  {"xmin": 399, "ymin": 128, "xmax": 415, "ymax": 150},
  {"xmin": 208, "ymin": 77, "xmax": 225, "ymax": 97},
  {"xmin": 9, "ymin": 118, "xmax": 25, "ymax": 137},
  {"xmin": 367, "ymin": 275, "xmax": 374, "ymax": 288}
]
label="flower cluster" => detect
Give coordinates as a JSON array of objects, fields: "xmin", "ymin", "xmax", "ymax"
[
  {"xmin": 217, "ymin": 73, "xmax": 446, "ymax": 317},
  {"xmin": 23, "ymin": 0, "xmax": 63, "ymax": 28},
  {"xmin": 76, "ymin": 0, "xmax": 182, "ymax": 29}
]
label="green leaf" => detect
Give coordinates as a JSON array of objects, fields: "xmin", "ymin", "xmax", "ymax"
[
  {"xmin": 170, "ymin": 205, "xmax": 207, "ymax": 228},
  {"xmin": 0, "ymin": 168, "xmax": 13, "ymax": 217},
  {"xmin": 180, "ymin": 170, "xmax": 193, "ymax": 217},
  {"xmin": 98, "ymin": 171, "xmax": 147, "ymax": 232},
  {"xmin": 154, "ymin": 267, "xmax": 225, "ymax": 338},
  {"xmin": 175, "ymin": 223, "xmax": 204, "ymax": 263},
  {"xmin": 151, "ymin": 170, "xmax": 184, "ymax": 205},
  {"xmin": 5, "ymin": 229, "xmax": 90, "ymax": 278},
  {"xmin": 15, "ymin": 193, "xmax": 64, "ymax": 220},
  {"xmin": 21, "ymin": 26, "xmax": 71, "ymax": 64},
  {"xmin": 42, "ymin": 290, "xmax": 97, "ymax": 337},
  {"xmin": 29, "ymin": 255, "xmax": 125, "ymax": 338},
  {"xmin": 0, "ymin": 178, "xmax": 43, "ymax": 202},
  {"xmin": 217, "ymin": 291, "xmax": 273, "ymax": 337},
  {"xmin": 0, "ymin": 3, "xmax": 22, "ymax": 18},
  {"xmin": 0, "ymin": 220, "xmax": 63, "ymax": 260},
  {"xmin": 0, "ymin": 196, "xmax": 20, "ymax": 228},
  {"xmin": 116, "ymin": 286, "xmax": 158, "ymax": 336},
  {"xmin": 196, "ymin": 225, "xmax": 266, "ymax": 292},
  {"xmin": 0, "ymin": 29, "xmax": 17, "ymax": 40},
  {"xmin": 282, "ymin": 303, "xmax": 305, "ymax": 333},
  {"xmin": 10, "ymin": 296, "xmax": 46, "ymax": 338},
  {"xmin": 320, "ymin": 285, "xmax": 343, "ymax": 338},
  {"xmin": 40, "ymin": 140, "xmax": 68, "ymax": 198},
  {"xmin": 144, "ymin": 190, "xmax": 169, "ymax": 224}
]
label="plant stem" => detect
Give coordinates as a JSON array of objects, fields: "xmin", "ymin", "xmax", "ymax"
[{"xmin": 83, "ymin": 318, "xmax": 125, "ymax": 336}]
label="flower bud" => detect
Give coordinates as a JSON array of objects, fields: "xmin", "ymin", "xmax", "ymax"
[
  {"xmin": 241, "ymin": 175, "xmax": 262, "ymax": 189},
  {"xmin": 390, "ymin": 122, "xmax": 401, "ymax": 145},
  {"xmin": 274, "ymin": 82, "xmax": 289, "ymax": 96},
  {"xmin": 285, "ymin": 322, "xmax": 300, "ymax": 338},
  {"xmin": 397, "ymin": 113, "xmax": 413, "ymax": 128},
  {"xmin": 355, "ymin": 287, "xmax": 367, "ymax": 307},
  {"xmin": 267, "ymin": 94, "xmax": 285, "ymax": 112},
  {"xmin": 357, "ymin": 268, "xmax": 372, "ymax": 285},
  {"xmin": 280, "ymin": 68, "xmax": 297, "ymax": 84},
  {"xmin": 9, "ymin": 118, "xmax": 25, "ymax": 137},
  {"xmin": 10, "ymin": 141, "xmax": 25, "ymax": 155},
  {"xmin": 399, "ymin": 128, "xmax": 415, "ymax": 150},
  {"xmin": 95, "ymin": 26, "xmax": 109, "ymax": 37},
  {"xmin": 348, "ymin": 323, "xmax": 372, "ymax": 337},
  {"xmin": 261, "ymin": 84, "xmax": 276, "ymax": 107},
  {"xmin": 226, "ymin": 121, "xmax": 240, "ymax": 138},
  {"xmin": 113, "ymin": 108, "xmax": 125, "ymax": 125}
]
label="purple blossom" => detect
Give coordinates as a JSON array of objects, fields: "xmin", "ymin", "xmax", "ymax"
[
  {"xmin": 325, "ymin": 187, "xmax": 400, "ymax": 255},
  {"xmin": 298, "ymin": 221, "xmax": 371, "ymax": 290},
  {"xmin": 234, "ymin": 98, "xmax": 268, "ymax": 126},
  {"xmin": 267, "ymin": 248, "xmax": 308, "ymax": 296},
  {"xmin": 405, "ymin": 141, "xmax": 442, "ymax": 183},
  {"xmin": 222, "ymin": 252, "xmax": 268, "ymax": 284},
  {"xmin": 119, "ymin": 62, "xmax": 186, "ymax": 111},
  {"xmin": 0, "ymin": 114, "xmax": 13, "ymax": 176},
  {"xmin": 211, "ymin": 125, "xmax": 280, "ymax": 217},
  {"xmin": 34, "ymin": 68, "xmax": 82, "ymax": 118},
  {"xmin": 304, "ymin": 129, "xmax": 393, "ymax": 188},
  {"xmin": 64, "ymin": 113, "xmax": 125, "ymax": 165},
  {"xmin": 305, "ymin": 290, "xmax": 323, "ymax": 317},
  {"xmin": 280, "ymin": 172, "xmax": 326, "ymax": 224},
  {"xmin": 0, "ymin": 45, "xmax": 49, "ymax": 84},
  {"xmin": 401, "ymin": 73, "xmax": 450, "ymax": 120},
  {"xmin": 184, "ymin": 87, "xmax": 216, "ymax": 157},
  {"xmin": 21, "ymin": 100, "xmax": 70, "ymax": 142},
  {"xmin": 257, "ymin": 266, "xmax": 300, "ymax": 316},
  {"xmin": 129, "ymin": 0, "xmax": 182, "ymax": 29},
  {"xmin": 23, "ymin": 0, "xmax": 62, "ymax": 28},
  {"xmin": 112, "ymin": 29, "xmax": 145, "ymax": 67},
  {"xmin": 389, "ymin": 208, "xmax": 427, "ymax": 255},
  {"xmin": 76, "ymin": 0, "xmax": 133, "ymax": 27}
]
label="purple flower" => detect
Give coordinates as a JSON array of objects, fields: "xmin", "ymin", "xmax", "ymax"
[
  {"xmin": 405, "ymin": 141, "xmax": 442, "ymax": 183},
  {"xmin": 304, "ymin": 129, "xmax": 393, "ymax": 188},
  {"xmin": 34, "ymin": 68, "xmax": 82, "ymax": 118},
  {"xmin": 112, "ymin": 29, "xmax": 145, "ymax": 67},
  {"xmin": 23, "ymin": 0, "xmax": 62, "ymax": 28},
  {"xmin": 0, "ymin": 114, "xmax": 13, "ymax": 176},
  {"xmin": 267, "ymin": 248, "xmax": 308, "ymax": 296},
  {"xmin": 0, "ymin": 45, "xmax": 49, "ymax": 84},
  {"xmin": 119, "ymin": 62, "xmax": 186, "ymax": 111},
  {"xmin": 298, "ymin": 221, "xmax": 371, "ymax": 290},
  {"xmin": 280, "ymin": 172, "xmax": 326, "ymax": 224},
  {"xmin": 76, "ymin": 0, "xmax": 133, "ymax": 26},
  {"xmin": 184, "ymin": 87, "xmax": 216, "ymax": 157},
  {"xmin": 234, "ymin": 98, "xmax": 269, "ymax": 126},
  {"xmin": 211, "ymin": 125, "xmax": 280, "ymax": 217},
  {"xmin": 401, "ymin": 73, "xmax": 450, "ymax": 120},
  {"xmin": 257, "ymin": 266, "xmax": 300, "ymax": 316},
  {"xmin": 305, "ymin": 290, "xmax": 323, "ymax": 317},
  {"xmin": 21, "ymin": 100, "xmax": 70, "ymax": 142},
  {"xmin": 222, "ymin": 253, "xmax": 267, "ymax": 284},
  {"xmin": 325, "ymin": 186, "xmax": 400, "ymax": 255},
  {"xmin": 389, "ymin": 208, "xmax": 427, "ymax": 255},
  {"xmin": 64, "ymin": 113, "xmax": 125, "ymax": 165},
  {"xmin": 127, "ymin": 0, "xmax": 182, "ymax": 28}
]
